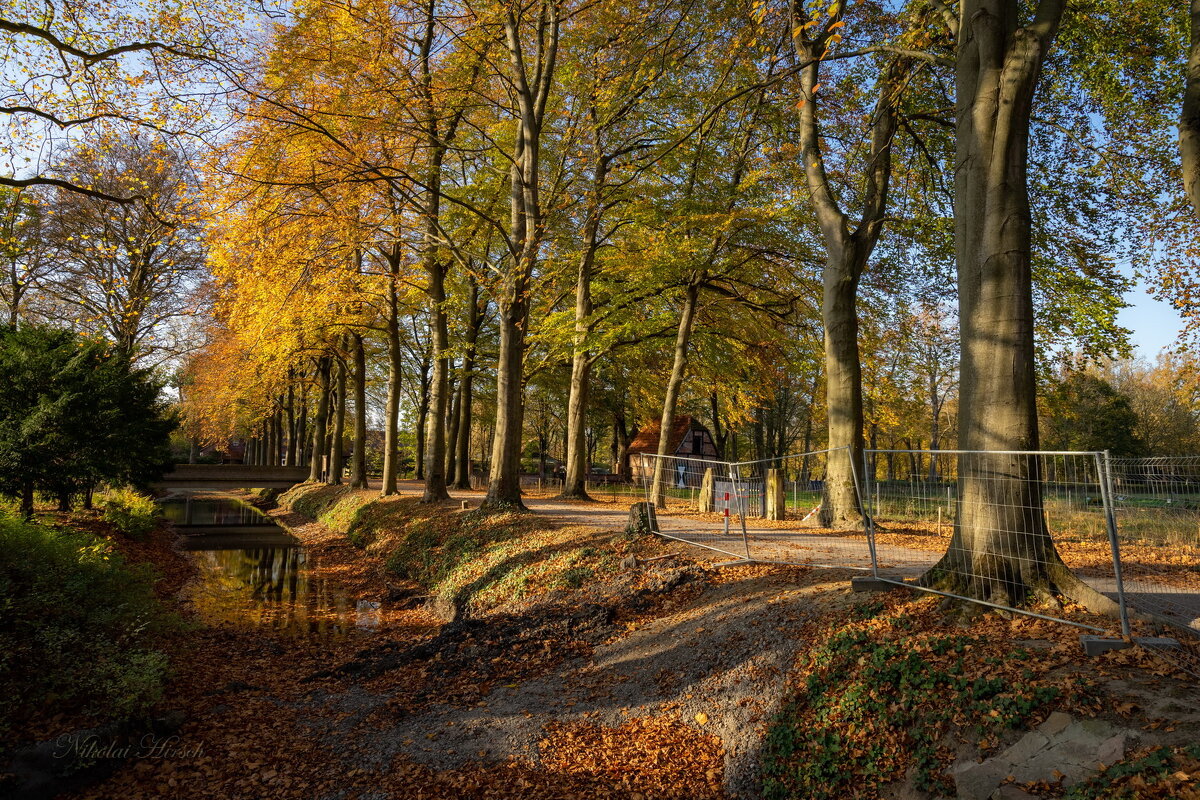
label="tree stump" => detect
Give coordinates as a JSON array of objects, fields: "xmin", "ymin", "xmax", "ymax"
[
  {"xmin": 627, "ymin": 501, "xmax": 658, "ymax": 534},
  {"xmin": 698, "ymin": 468, "xmax": 714, "ymax": 512}
]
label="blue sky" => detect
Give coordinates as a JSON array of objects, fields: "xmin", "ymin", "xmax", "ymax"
[{"xmin": 1120, "ymin": 283, "xmax": 1185, "ymax": 357}]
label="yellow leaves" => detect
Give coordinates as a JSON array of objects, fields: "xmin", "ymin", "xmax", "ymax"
[{"xmin": 694, "ymin": 712, "xmax": 708, "ymax": 725}]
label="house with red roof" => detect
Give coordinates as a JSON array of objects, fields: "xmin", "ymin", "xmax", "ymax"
[{"xmin": 627, "ymin": 415, "xmax": 721, "ymax": 482}]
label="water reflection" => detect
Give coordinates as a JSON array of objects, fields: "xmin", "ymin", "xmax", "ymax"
[{"xmin": 159, "ymin": 496, "xmax": 370, "ymax": 636}]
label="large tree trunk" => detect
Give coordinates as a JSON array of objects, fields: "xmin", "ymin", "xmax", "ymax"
[
  {"xmin": 614, "ymin": 409, "xmax": 634, "ymax": 482},
  {"xmin": 350, "ymin": 332, "xmax": 369, "ymax": 489},
  {"xmin": 422, "ymin": 256, "xmax": 451, "ymax": 502},
  {"xmin": 482, "ymin": 0, "xmax": 558, "ymax": 511},
  {"xmin": 1182, "ymin": 0, "xmax": 1200, "ymax": 215},
  {"xmin": 414, "ymin": 354, "xmax": 430, "ymax": 481},
  {"xmin": 284, "ymin": 376, "xmax": 297, "ymax": 467},
  {"xmin": 453, "ymin": 280, "xmax": 481, "ymax": 490},
  {"xmin": 791, "ymin": 11, "xmax": 906, "ymax": 529},
  {"xmin": 329, "ymin": 357, "xmax": 347, "ymax": 485},
  {"xmin": 650, "ymin": 280, "xmax": 700, "ymax": 508},
  {"xmin": 445, "ymin": 365, "xmax": 461, "ymax": 481},
  {"xmin": 923, "ymin": 0, "xmax": 1111, "ymax": 612},
  {"xmin": 381, "ymin": 277, "xmax": 403, "ymax": 496},
  {"xmin": 297, "ymin": 382, "xmax": 308, "ymax": 468},
  {"xmin": 561, "ymin": 159, "xmax": 607, "ymax": 501},
  {"xmin": 818, "ymin": 245, "xmax": 868, "ymax": 528},
  {"xmin": 20, "ymin": 479, "xmax": 34, "ymax": 520},
  {"xmin": 485, "ymin": 296, "xmax": 529, "ymax": 508},
  {"xmin": 307, "ymin": 357, "xmax": 332, "ymax": 483},
  {"xmin": 421, "ymin": 146, "xmax": 451, "ymax": 500}
]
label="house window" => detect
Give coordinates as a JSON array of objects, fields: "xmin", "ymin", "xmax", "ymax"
[{"xmin": 692, "ymin": 431, "xmax": 704, "ymax": 453}]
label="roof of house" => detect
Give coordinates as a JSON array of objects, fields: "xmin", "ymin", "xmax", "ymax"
[{"xmin": 627, "ymin": 415, "xmax": 709, "ymax": 455}]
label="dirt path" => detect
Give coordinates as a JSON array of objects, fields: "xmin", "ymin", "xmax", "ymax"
[{"xmin": 299, "ymin": 565, "xmax": 857, "ymax": 798}]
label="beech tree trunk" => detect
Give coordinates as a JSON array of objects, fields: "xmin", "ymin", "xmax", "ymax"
[
  {"xmin": 486, "ymin": 297, "xmax": 529, "ymax": 507},
  {"xmin": 453, "ymin": 279, "xmax": 481, "ymax": 490},
  {"xmin": 329, "ymin": 357, "xmax": 347, "ymax": 485},
  {"xmin": 446, "ymin": 367, "xmax": 461, "ymax": 481},
  {"xmin": 819, "ymin": 246, "xmax": 868, "ymax": 528},
  {"xmin": 422, "ymin": 255, "xmax": 451, "ymax": 501},
  {"xmin": 350, "ymin": 332, "xmax": 368, "ymax": 489},
  {"xmin": 297, "ymin": 382, "xmax": 308, "ymax": 468},
  {"xmin": 923, "ymin": 0, "xmax": 1111, "ymax": 612},
  {"xmin": 308, "ymin": 357, "xmax": 331, "ymax": 483},
  {"xmin": 650, "ymin": 280, "xmax": 700, "ymax": 508},
  {"xmin": 1182, "ymin": 0, "xmax": 1200, "ymax": 215},
  {"xmin": 382, "ymin": 274, "xmax": 403, "ymax": 496},
  {"xmin": 561, "ymin": 158, "xmax": 607, "ymax": 501},
  {"xmin": 414, "ymin": 354, "xmax": 430, "ymax": 481},
  {"xmin": 791, "ymin": 7, "xmax": 907, "ymax": 529},
  {"xmin": 284, "ymin": 377, "xmax": 297, "ymax": 467},
  {"xmin": 483, "ymin": 0, "xmax": 559, "ymax": 510}
]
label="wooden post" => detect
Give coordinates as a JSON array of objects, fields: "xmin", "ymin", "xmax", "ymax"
[
  {"xmin": 699, "ymin": 467, "xmax": 714, "ymax": 512},
  {"xmin": 766, "ymin": 468, "xmax": 785, "ymax": 520}
]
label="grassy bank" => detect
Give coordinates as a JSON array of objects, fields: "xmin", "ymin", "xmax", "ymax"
[{"xmin": 277, "ymin": 484, "xmax": 649, "ymax": 614}]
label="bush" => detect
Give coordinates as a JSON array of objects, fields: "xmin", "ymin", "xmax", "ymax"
[
  {"xmin": 0, "ymin": 513, "xmax": 176, "ymax": 738},
  {"xmin": 97, "ymin": 486, "xmax": 159, "ymax": 540}
]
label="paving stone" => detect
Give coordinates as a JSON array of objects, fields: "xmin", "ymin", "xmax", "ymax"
[
  {"xmin": 1038, "ymin": 711, "xmax": 1072, "ymax": 736},
  {"xmin": 1094, "ymin": 733, "xmax": 1126, "ymax": 768},
  {"xmin": 956, "ymin": 718, "xmax": 1127, "ymax": 799}
]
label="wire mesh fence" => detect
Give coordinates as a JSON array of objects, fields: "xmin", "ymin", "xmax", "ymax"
[
  {"xmin": 634, "ymin": 448, "xmax": 877, "ymax": 569},
  {"xmin": 1106, "ymin": 455, "xmax": 1200, "ymax": 675},
  {"xmin": 862, "ymin": 450, "xmax": 1124, "ymax": 634},
  {"xmin": 631, "ymin": 447, "xmax": 1200, "ymax": 673}
]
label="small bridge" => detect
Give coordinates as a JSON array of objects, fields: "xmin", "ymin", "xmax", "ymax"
[{"xmin": 151, "ymin": 464, "xmax": 310, "ymax": 490}]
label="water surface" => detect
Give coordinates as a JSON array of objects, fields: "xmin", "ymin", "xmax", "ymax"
[{"xmin": 159, "ymin": 496, "xmax": 379, "ymax": 635}]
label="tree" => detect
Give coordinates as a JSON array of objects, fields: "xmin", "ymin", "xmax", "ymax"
[
  {"xmin": 40, "ymin": 135, "xmax": 205, "ymax": 362},
  {"xmin": 0, "ymin": 188, "xmax": 52, "ymax": 326},
  {"xmin": 786, "ymin": 0, "xmax": 928, "ymax": 528},
  {"xmin": 927, "ymin": 0, "xmax": 1110, "ymax": 611},
  {"xmin": 1040, "ymin": 370, "xmax": 1144, "ymax": 456},
  {"xmin": 1, "ymin": 1, "xmax": 228, "ymax": 203},
  {"xmin": 0, "ymin": 324, "xmax": 175, "ymax": 518}
]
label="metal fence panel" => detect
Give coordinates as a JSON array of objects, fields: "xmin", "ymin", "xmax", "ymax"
[
  {"xmin": 635, "ymin": 448, "xmax": 876, "ymax": 569},
  {"xmin": 635, "ymin": 453, "xmax": 751, "ymax": 559},
  {"xmin": 1107, "ymin": 455, "xmax": 1200, "ymax": 675},
  {"xmin": 862, "ymin": 450, "xmax": 1125, "ymax": 634}
]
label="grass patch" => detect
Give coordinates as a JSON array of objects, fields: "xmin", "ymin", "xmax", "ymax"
[
  {"xmin": 760, "ymin": 596, "xmax": 1098, "ymax": 799},
  {"xmin": 0, "ymin": 512, "xmax": 178, "ymax": 742}
]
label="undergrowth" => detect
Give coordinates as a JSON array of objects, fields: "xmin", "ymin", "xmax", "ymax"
[
  {"xmin": 1064, "ymin": 743, "xmax": 1200, "ymax": 799},
  {"xmin": 760, "ymin": 596, "xmax": 1100, "ymax": 799},
  {"xmin": 0, "ymin": 512, "xmax": 178, "ymax": 743},
  {"xmin": 96, "ymin": 485, "xmax": 160, "ymax": 540}
]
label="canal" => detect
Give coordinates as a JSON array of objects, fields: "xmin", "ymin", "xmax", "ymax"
[{"xmin": 158, "ymin": 495, "xmax": 381, "ymax": 634}]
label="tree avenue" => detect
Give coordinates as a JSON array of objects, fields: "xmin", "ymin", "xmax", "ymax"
[{"xmin": 2, "ymin": 0, "xmax": 1196, "ymax": 616}]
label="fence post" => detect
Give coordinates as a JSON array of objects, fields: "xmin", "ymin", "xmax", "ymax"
[
  {"xmin": 699, "ymin": 468, "xmax": 714, "ymax": 512},
  {"xmin": 729, "ymin": 462, "xmax": 752, "ymax": 560},
  {"xmin": 858, "ymin": 447, "xmax": 879, "ymax": 578},
  {"xmin": 1097, "ymin": 450, "xmax": 1131, "ymax": 638}
]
